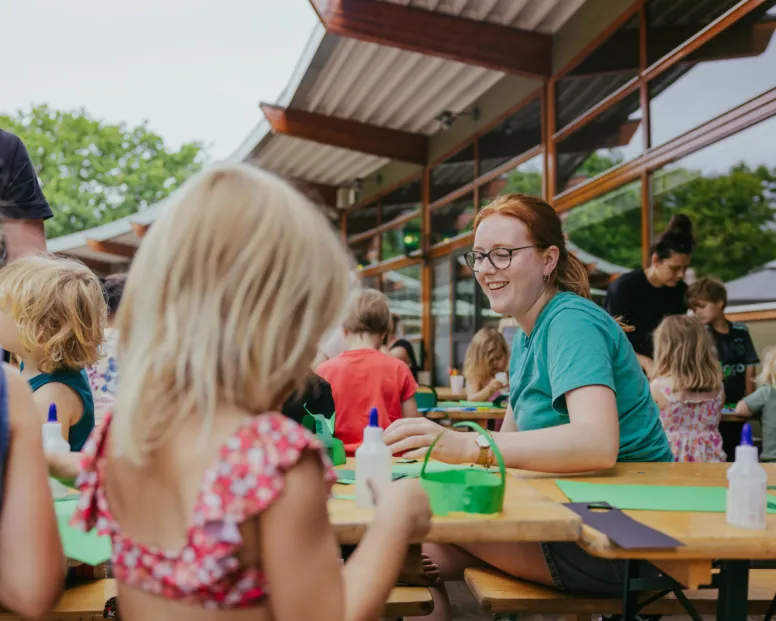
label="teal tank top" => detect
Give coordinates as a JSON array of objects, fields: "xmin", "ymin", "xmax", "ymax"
[{"xmin": 27, "ymin": 368, "xmax": 94, "ymax": 452}]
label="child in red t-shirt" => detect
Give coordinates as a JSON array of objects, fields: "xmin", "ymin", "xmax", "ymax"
[{"xmin": 317, "ymin": 289, "xmax": 419, "ymax": 454}]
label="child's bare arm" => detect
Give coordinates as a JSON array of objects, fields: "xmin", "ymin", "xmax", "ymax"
[
  {"xmin": 0, "ymin": 368, "xmax": 64, "ymax": 617},
  {"xmin": 46, "ymin": 452, "xmax": 81, "ymax": 486},
  {"xmin": 32, "ymin": 384, "xmax": 83, "ymax": 442},
  {"xmin": 261, "ymin": 452, "xmax": 431, "ymax": 621},
  {"xmin": 735, "ymin": 400, "xmax": 752, "ymax": 416},
  {"xmin": 401, "ymin": 398, "xmax": 421, "ymax": 418}
]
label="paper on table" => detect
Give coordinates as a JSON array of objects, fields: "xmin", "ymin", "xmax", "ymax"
[
  {"xmin": 556, "ymin": 480, "xmax": 776, "ymax": 513},
  {"xmin": 55, "ymin": 499, "xmax": 112, "ymax": 566}
]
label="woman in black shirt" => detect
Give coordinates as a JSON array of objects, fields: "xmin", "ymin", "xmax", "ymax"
[
  {"xmin": 605, "ymin": 215, "xmax": 694, "ymax": 375},
  {"xmin": 386, "ymin": 313, "xmax": 420, "ymax": 380}
]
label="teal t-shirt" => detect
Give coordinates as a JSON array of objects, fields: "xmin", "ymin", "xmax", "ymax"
[{"xmin": 509, "ymin": 292, "xmax": 672, "ymax": 463}]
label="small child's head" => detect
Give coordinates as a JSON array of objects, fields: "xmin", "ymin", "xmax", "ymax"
[
  {"xmin": 0, "ymin": 254, "xmax": 106, "ymax": 372},
  {"xmin": 114, "ymin": 164, "xmax": 352, "ymax": 463},
  {"xmin": 652, "ymin": 315, "xmax": 722, "ymax": 392},
  {"xmin": 342, "ymin": 288, "xmax": 391, "ymax": 344},
  {"xmin": 686, "ymin": 277, "xmax": 727, "ymax": 325},
  {"xmin": 757, "ymin": 347, "xmax": 776, "ymax": 386},
  {"xmin": 463, "ymin": 327, "xmax": 509, "ymax": 387},
  {"xmin": 100, "ymin": 273, "xmax": 127, "ymax": 319}
]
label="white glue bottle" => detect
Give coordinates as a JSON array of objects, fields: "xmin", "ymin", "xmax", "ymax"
[
  {"xmin": 42, "ymin": 403, "xmax": 72, "ymax": 500},
  {"xmin": 355, "ymin": 407, "xmax": 392, "ymax": 508},
  {"xmin": 726, "ymin": 423, "xmax": 767, "ymax": 530}
]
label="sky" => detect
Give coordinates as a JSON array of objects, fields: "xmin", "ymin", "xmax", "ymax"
[{"xmin": 1, "ymin": 0, "xmax": 319, "ymax": 159}]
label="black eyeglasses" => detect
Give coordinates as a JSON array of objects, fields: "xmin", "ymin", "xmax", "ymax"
[{"xmin": 464, "ymin": 245, "xmax": 542, "ymax": 272}]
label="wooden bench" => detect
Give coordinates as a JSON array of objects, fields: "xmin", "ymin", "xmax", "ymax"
[
  {"xmin": 465, "ymin": 567, "xmax": 776, "ymax": 619},
  {"xmin": 0, "ymin": 580, "xmax": 432, "ymax": 620}
]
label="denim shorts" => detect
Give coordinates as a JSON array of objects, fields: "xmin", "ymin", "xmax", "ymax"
[{"xmin": 540, "ymin": 542, "xmax": 631, "ymax": 597}]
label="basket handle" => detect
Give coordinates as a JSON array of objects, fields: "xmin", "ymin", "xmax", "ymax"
[{"xmin": 420, "ymin": 421, "xmax": 506, "ymax": 492}]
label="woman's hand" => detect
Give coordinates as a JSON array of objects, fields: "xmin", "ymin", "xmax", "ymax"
[{"xmin": 384, "ymin": 418, "xmax": 474, "ymax": 463}]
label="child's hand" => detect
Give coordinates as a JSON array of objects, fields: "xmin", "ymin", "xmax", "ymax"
[
  {"xmin": 369, "ymin": 479, "xmax": 432, "ymax": 541},
  {"xmin": 487, "ymin": 377, "xmax": 506, "ymax": 393}
]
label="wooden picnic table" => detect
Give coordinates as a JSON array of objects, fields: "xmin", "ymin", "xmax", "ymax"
[
  {"xmin": 328, "ymin": 460, "xmax": 581, "ymax": 545},
  {"xmin": 520, "ymin": 463, "xmax": 776, "ymax": 621},
  {"xmin": 434, "ymin": 386, "xmax": 465, "ymax": 401}
]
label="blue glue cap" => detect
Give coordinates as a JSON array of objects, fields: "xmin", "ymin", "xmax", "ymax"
[
  {"xmin": 47, "ymin": 403, "xmax": 57, "ymax": 423},
  {"xmin": 368, "ymin": 407, "xmax": 379, "ymax": 427},
  {"xmin": 741, "ymin": 422, "xmax": 753, "ymax": 446}
]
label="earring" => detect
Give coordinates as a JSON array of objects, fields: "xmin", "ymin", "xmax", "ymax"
[{"xmin": 543, "ymin": 273, "xmax": 550, "ymax": 284}]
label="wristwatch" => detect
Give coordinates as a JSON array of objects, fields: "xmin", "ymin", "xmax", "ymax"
[{"xmin": 475, "ymin": 434, "xmax": 493, "ymax": 468}]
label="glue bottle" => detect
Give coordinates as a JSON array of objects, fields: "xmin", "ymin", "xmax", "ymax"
[
  {"xmin": 355, "ymin": 407, "xmax": 392, "ymax": 508},
  {"xmin": 42, "ymin": 404, "xmax": 72, "ymax": 500},
  {"xmin": 726, "ymin": 423, "xmax": 767, "ymax": 530}
]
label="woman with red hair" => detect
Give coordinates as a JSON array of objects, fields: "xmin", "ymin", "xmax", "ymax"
[{"xmin": 385, "ymin": 194, "xmax": 672, "ymax": 619}]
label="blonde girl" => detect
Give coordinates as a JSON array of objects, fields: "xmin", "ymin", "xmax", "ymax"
[
  {"xmin": 0, "ymin": 255, "xmax": 105, "ymax": 451},
  {"xmin": 463, "ymin": 327, "xmax": 509, "ymax": 401},
  {"xmin": 650, "ymin": 315, "xmax": 725, "ymax": 462},
  {"xmin": 69, "ymin": 164, "xmax": 431, "ymax": 621},
  {"xmin": 736, "ymin": 347, "xmax": 776, "ymax": 461}
]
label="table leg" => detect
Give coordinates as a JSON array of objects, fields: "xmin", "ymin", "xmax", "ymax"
[
  {"xmin": 716, "ymin": 560, "xmax": 749, "ymax": 621},
  {"xmin": 621, "ymin": 559, "xmax": 640, "ymax": 621}
]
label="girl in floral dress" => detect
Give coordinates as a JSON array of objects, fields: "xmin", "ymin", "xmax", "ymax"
[
  {"xmin": 650, "ymin": 315, "xmax": 726, "ymax": 462},
  {"xmin": 69, "ymin": 164, "xmax": 432, "ymax": 621}
]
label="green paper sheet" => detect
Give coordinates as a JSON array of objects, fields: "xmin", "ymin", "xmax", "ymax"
[
  {"xmin": 556, "ymin": 480, "xmax": 776, "ymax": 513},
  {"xmin": 335, "ymin": 461, "xmax": 481, "ymax": 484},
  {"xmin": 55, "ymin": 499, "xmax": 112, "ymax": 566},
  {"xmin": 332, "ymin": 494, "xmax": 357, "ymax": 501}
]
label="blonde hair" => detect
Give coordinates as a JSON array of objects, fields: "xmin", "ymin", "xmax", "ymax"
[
  {"xmin": 0, "ymin": 254, "xmax": 105, "ymax": 372},
  {"xmin": 757, "ymin": 347, "xmax": 776, "ymax": 386},
  {"xmin": 343, "ymin": 288, "xmax": 390, "ymax": 335},
  {"xmin": 463, "ymin": 327, "xmax": 509, "ymax": 389},
  {"xmin": 652, "ymin": 315, "xmax": 722, "ymax": 392},
  {"xmin": 114, "ymin": 163, "xmax": 353, "ymax": 465}
]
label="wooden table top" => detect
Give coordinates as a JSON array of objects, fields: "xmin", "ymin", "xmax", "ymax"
[
  {"xmin": 520, "ymin": 462, "xmax": 776, "ymax": 560},
  {"xmin": 434, "ymin": 386, "xmax": 465, "ymax": 401},
  {"xmin": 425, "ymin": 408, "xmax": 506, "ymax": 421},
  {"xmin": 328, "ymin": 462, "xmax": 581, "ymax": 545}
]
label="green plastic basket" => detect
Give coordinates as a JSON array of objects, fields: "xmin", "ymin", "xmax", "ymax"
[
  {"xmin": 419, "ymin": 422, "xmax": 506, "ymax": 516},
  {"xmin": 301, "ymin": 410, "xmax": 347, "ymax": 466}
]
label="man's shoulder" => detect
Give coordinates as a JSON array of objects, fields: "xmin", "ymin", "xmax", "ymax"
[
  {"xmin": 609, "ymin": 269, "xmax": 644, "ymax": 292},
  {"xmin": 730, "ymin": 322, "xmax": 752, "ymax": 335},
  {"xmin": 0, "ymin": 130, "xmax": 22, "ymax": 167}
]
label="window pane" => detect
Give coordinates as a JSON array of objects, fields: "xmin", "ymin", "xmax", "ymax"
[
  {"xmin": 647, "ymin": 0, "xmax": 743, "ymax": 66},
  {"xmin": 649, "ymin": 3, "xmax": 776, "ymax": 147},
  {"xmin": 346, "ymin": 202, "xmax": 379, "ymax": 237},
  {"xmin": 350, "ymin": 236, "xmax": 379, "ymax": 268},
  {"xmin": 430, "ymin": 193, "xmax": 475, "ymax": 246},
  {"xmin": 383, "ymin": 266, "xmax": 422, "ymax": 362},
  {"xmin": 652, "ymin": 116, "xmax": 776, "ymax": 293},
  {"xmin": 478, "ymin": 98, "xmax": 542, "ymax": 177},
  {"xmin": 381, "ymin": 213, "xmax": 422, "ymax": 261},
  {"xmin": 431, "ymin": 143, "xmax": 475, "ymax": 202},
  {"xmin": 432, "ymin": 257, "xmax": 451, "ymax": 384},
  {"xmin": 562, "ymin": 179, "xmax": 643, "ymax": 299},
  {"xmin": 556, "ymin": 15, "xmax": 640, "ymax": 129},
  {"xmin": 361, "ymin": 276, "xmax": 379, "ymax": 290},
  {"xmin": 451, "ymin": 253, "xmax": 476, "ymax": 371},
  {"xmin": 556, "ymin": 89, "xmax": 643, "ymax": 194},
  {"xmin": 381, "ymin": 178, "xmax": 422, "ymax": 222},
  {"xmin": 481, "ymin": 154, "xmax": 543, "ymax": 204}
]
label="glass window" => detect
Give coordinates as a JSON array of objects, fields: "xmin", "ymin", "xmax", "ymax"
[
  {"xmin": 380, "ymin": 178, "xmax": 422, "ymax": 222},
  {"xmin": 652, "ymin": 115, "xmax": 776, "ymax": 285},
  {"xmin": 350, "ymin": 236, "xmax": 380, "ymax": 269},
  {"xmin": 555, "ymin": 89, "xmax": 643, "ymax": 194},
  {"xmin": 646, "ymin": 0, "xmax": 743, "ymax": 66},
  {"xmin": 478, "ymin": 97, "xmax": 542, "ymax": 177},
  {"xmin": 562, "ymin": 179, "xmax": 643, "ymax": 287},
  {"xmin": 361, "ymin": 276, "xmax": 379, "ymax": 290},
  {"xmin": 649, "ymin": 3, "xmax": 776, "ymax": 147},
  {"xmin": 431, "ymin": 257, "xmax": 451, "ymax": 384},
  {"xmin": 430, "ymin": 143, "xmax": 475, "ymax": 203},
  {"xmin": 430, "ymin": 193, "xmax": 475, "ymax": 246},
  {"xmin": 381, "ymin": 213, "xmax": 422, "ymax": 261},
  {"xmin": 346, "ymin": 202, "xmax": 380, "ymax": 237},
  {"xmin": 451, "ymin": 252, "xmax": 476, "ymax": 371},
  {"xmin": 383, "ymin": 265, "xmax": 422, "ymax": 362},
  {"xmin": 556, "ymin": 15, "xmax": 640, "ymax": 130},
  {"xmin": 480, "ymin": 154, "xmax": 543, "ymax": 204}
]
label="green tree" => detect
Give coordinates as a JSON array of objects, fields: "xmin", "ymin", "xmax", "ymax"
[{"xmin": 0, "ymin": 104, "xmax": 207, "ymax": 238}]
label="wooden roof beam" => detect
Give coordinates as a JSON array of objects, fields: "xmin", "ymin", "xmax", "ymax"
[
  {"xmin": 86, "ymin": 239, "xmax": 137, "ymax": 259},
  {"xmin": 309, "ymin": 0, "xmax": 551, "ymax": 79},
  {"xmin": 260, "ymin": 103, "xmax": 428, "ymax": 164},
  {"xmin": 130, "ymin": 222, "xmax": 150, "ymax": 239},
  {"xmin": 60, "ymin": 254, "xmax": 114, "ymax": 275}
]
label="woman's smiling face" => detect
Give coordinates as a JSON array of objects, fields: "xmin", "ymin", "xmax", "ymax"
[{"xmin": 472, "ymin": 214, "xmax": 550, "ymax": 317}]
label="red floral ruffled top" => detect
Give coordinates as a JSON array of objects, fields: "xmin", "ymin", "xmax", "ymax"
[{"xmin": 70, "ymin": 412, "xmax": 335, "ymax": 609}]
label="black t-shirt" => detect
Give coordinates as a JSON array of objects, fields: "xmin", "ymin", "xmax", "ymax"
[
  {"xmin": 708, "ymin": 321, "xmax": 760, "ymax": 403},
  {"xmin": 282, "ymin": 373, "xmax": 336, "ymax": 425},
  {"xmin": 0, "ymin": 129, "xmax": 52, "ymax": 220},
  {"xmin": 604, "ymin": 268, "xmax": 687, "ymax": 359}
]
